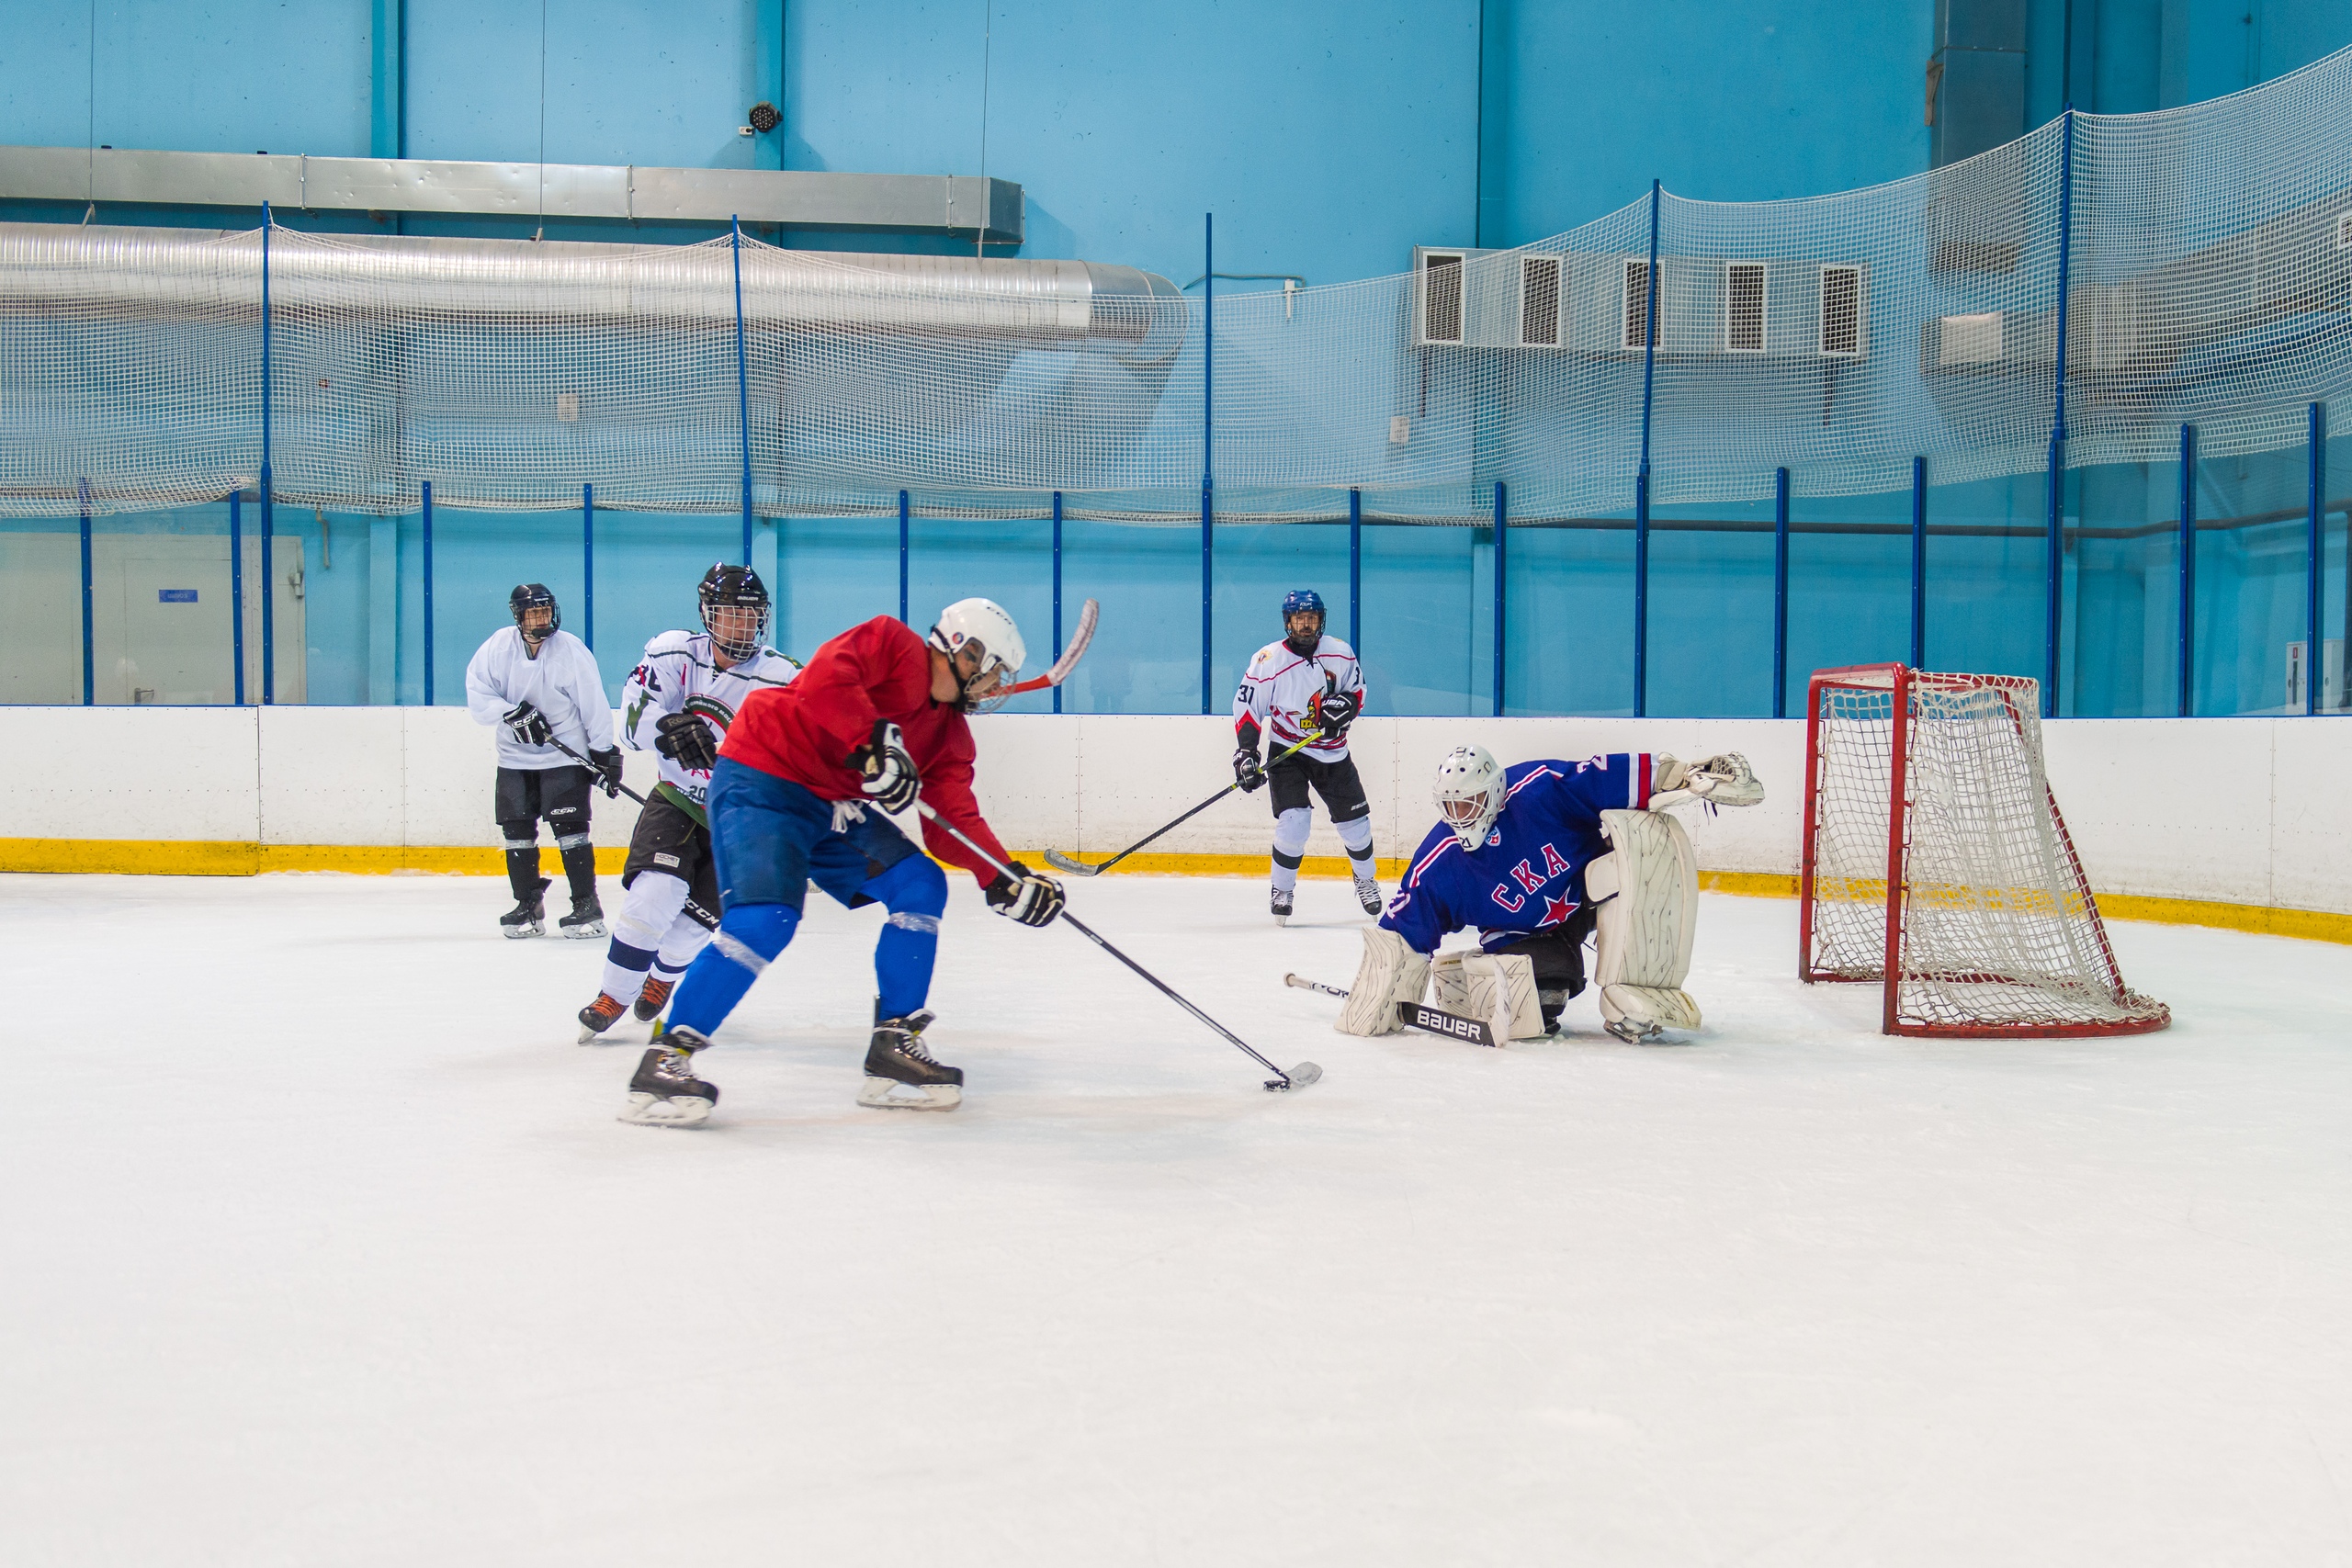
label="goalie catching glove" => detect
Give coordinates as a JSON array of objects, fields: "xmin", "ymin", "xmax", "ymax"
[
  {"xmin": 653, "ymin": 711, "xmax": 720, "ymax": 772},
  {"xmin": 1334, "ymin": 927, "xmax": 1431, "ymax": 1036},
  {"xmin": 1646, "ymin": 751, "xmax": 1765, "ymax": 810},
  {"xmin": 849, "ymin": 720, "xmax": 920, "ymax": 813},
  {"xmin": 985, "ymin": 861, "xmax": 1065, "ymax": 927}
]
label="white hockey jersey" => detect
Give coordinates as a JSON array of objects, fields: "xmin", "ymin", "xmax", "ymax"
[
  {"xmin": 618, "ymin": 630, "xmax": 801, "ymax": 804},
  {"xmin": 464, "ymin": 626, "xmax": 612, "ymax": 771},
  {"xmin": 1232, "ymin": 634, "xmax": 1365, "ymax": 763}
]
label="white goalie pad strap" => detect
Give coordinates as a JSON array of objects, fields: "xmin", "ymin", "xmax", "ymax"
[
  {"xmin": 1338, "ymin": 927, "xmax": 1429, "ymax": 1036},
  {"xmin": 1591, "ymin": 808, "xmax": 1701, "ymax": 1033}
]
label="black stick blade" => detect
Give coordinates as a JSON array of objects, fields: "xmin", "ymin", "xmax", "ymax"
[{"xmin": 1266, "ymin": 1061, "xmax": 1323, "ymax": 1092}]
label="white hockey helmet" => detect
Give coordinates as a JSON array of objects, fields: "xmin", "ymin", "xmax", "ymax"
[
  {"xmin": 927, "ymin": 597, "xmax": 1027, "ymax": 713},
  {"xmin": 1433, "ymin": 744, "xmax": 1506, "ymax": 852}
]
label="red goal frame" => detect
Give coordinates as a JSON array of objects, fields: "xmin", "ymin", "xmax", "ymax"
[{"xmin": 1798, "ymin": 662, "xmax": 2169, "ymax": 1039}]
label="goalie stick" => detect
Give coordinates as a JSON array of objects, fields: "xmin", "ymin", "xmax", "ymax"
[
  {"xmin": 1043, "ymin": 731, "xmax": 1320, "ymax": 879},
  {"xmin": 1282, "ymin": 973, "xmax": 1499, "ymax": 1050},
  {"xmin": 999, "ymin": 597, "xmax": 1100, "ymax": 696},
  {"xmin": 912, "ymin": 799, "xmax": 1321, "ymax": 1093}
]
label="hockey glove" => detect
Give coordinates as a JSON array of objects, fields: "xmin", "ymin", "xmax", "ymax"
[
  {"xmin": 985, "ymin": 861, "xmax": 1065, "ymax": 928},
  {"xmin": 1309, "ymin": 675, "xmax": 1360, "ymax": 739},
  {"xmin": 653, "ymin": 711, "xmax": 720, "ymax": 772},
  {"xmin": 587, "ymin": 747, "xmax": 625, "ymax": 799},
  {"xmin": 850, "ymin": 720, "xmax": 920, "ymax": 813},
  {"xmin": 1233, "ymin": 748, "xmax": 1266, "ymax": 793},
  {"xmin": 502, "ymin": 701, "xmax": 553, "ymax": 748}
]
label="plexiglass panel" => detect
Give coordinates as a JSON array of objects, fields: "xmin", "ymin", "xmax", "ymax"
[
  {"xmin": 1784, "ymin": 477, "xmax": 1912, "ymax": 715},
  {"xmin": 1643, "ymin": 494, "xmax": 1774, "ymax": 717},
  {"xmin": 2060, "ymin": 460, "xmax": 2181, "ymax": 717}
]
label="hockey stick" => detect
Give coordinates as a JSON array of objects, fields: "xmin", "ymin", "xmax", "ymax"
[
  {"xmin": 1283, "ymin": 973, "xmax": 1498, "ymax": 1049},
  {"xmin": 545, "ymin": 734, "xmax": 652, "ymax": 808},
  {"xmin": 914, "ymin": 799, "xmax": 1321, "ymax": 1092},
  {"xmin": 1042, "ymin": 731, "xmax": 1321, "ymax": 878},
  {"xmin": 999, "ymin": 597, "xmax": 1100, "ymax": 696}
]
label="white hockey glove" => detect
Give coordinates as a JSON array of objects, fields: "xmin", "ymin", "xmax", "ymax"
[
  {"xmin": 850, "ymin": 720, "xmax": 920, "ymax": 813},
  {"xmin": 1336, "ymin": 927, "xmax": 1430, "ymax": 1036},
  {"xmin": 1646, "ymin": 751, "xmax": 1764, "ymax": 810},
  {"xmin": 985, "ymin": 861, "xmax": 1065, "ymax": 928}
]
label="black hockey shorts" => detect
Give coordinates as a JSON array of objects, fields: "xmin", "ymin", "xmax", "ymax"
[
  {"xmin": 1489, "ymin": 903, "xmax": 1601, "ymax": 1002},
  {"xmin": 622, "ymin": 789, "xmax": 721, "ymax": 931},
  {"xmin": 1266, "ymin": 751, "xmax": 1372, "ymax": 825},
  {"xmin": 494, "ymin": 764, "xmax": 594, "ymax": 841}
]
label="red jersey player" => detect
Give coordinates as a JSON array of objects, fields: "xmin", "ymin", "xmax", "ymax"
[{"xmin": 619, "ymin": 599, "xmax": 1065, "ymax": 1127}]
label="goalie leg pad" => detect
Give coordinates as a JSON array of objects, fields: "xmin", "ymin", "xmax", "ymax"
[
  {"xmin": 1430, "ymin": 950, "xmax": 1544, "ymax": 1042},
  {"xmin": 1338, "ymin": 927, "xmax": 1430, "ymax": 1036},
  {"xmin": 1589, "ymin": 808, "xmax": 1702, "ymax": 1040}
]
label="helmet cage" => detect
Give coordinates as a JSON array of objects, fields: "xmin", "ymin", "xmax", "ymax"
[
  {"xmin": 697, "ymin": 564, "xmax": 771, "ymax": 661},
  {"xmin": 1432, "ymin": 745, "xmax": 1507, "ymax": 852}
]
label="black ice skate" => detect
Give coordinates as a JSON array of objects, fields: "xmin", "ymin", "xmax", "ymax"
[
  {"xmin": 500, "ymin": 877, "xmax": 550, "ymax": 939},
  {"xmin": 1353, "ymin": 873, "xmax": 1384, "ymax": 917},
  {"xmin": 577, "ymin": 992, "xmax": 628, "ymax": 1044},
  {"xmin": 559, "ymin": 892, "xmax": 606, "ymax": 939},
  {"xmin": 632, "ymin": 976, "xmax": 675, "ymax": 1022},
  {"xmin": 857, "ymin": 1011, "xmax": 961, "ymax": 1111},
  {"xmin": 1271, "ymin": 886, "xmax": 1294, "ymax": 927},
  {"xmin": 619, "ymin": 1032, "xmax": 718, "ymax": 1127}
]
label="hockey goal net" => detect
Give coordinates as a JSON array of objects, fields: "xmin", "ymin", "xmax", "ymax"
[{"xmin": 1799, "ymin": 664, "xmax": 2170, "ymax": 1038}]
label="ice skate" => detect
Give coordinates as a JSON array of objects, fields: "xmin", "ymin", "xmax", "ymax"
[
  {"xmin": 559, "ymin": 891, "xmax": 605, "ymax": 939},
  {"xmin": 576, "ymin": 991, "xmax": 628, "ymax": 1043},
  {"xmin": 1353, "ymin": 872, "xmax": 1383, "ymax": 917},
  {"xmin": 857, "ymin": 1011, "xmax": 961, "ymax": 1111},
  {"xmin": 619, "ymin": 1032, "xmax": 718, "ymax": 1126},
  {"xmin": 632, "ymin": 976, "xmax": 674, "ymax": 1022},
  {"xmin": 1271, "ymin": 886, "xmax": 1294, "ymax": 927},
  {"xmin": 500, "ymin": 877, "xmax": 549, "ymax": 939}
]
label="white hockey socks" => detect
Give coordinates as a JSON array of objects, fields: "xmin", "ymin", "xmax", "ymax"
[
  {"xmin": 1430, "ymin": 950, "xmax": 1546, "ymax": 1041},
  {"xmin": 1336, "ymin": 814, "xmax": 1377, "ymax": 878},
  {"xmin": 1270, "ymin": 806, "xmax": 1313, "ymax": 895},
  {"xmin": 1337, "ymin": 927, "xmax": 1430, "ymax": 1036},
  {"xmin": 600, "ymin": 873, "xmax": 693, "ymax": 1005},
  {"xmin": 1588, "ymin": 808, "xmax": 1702, "ymax": 1042}
]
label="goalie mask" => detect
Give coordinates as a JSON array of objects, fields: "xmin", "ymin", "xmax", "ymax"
[
  {"xmin": 697, "ymin": 562, "xmax": 771, "ymax": 662},
  {"xmin": 1432, "ymin": 744, "xmax": 1506, "ymax": 852},
  {"xmin": 928, "ymin": 597, "xmax": 1027, "ymax": 714}
]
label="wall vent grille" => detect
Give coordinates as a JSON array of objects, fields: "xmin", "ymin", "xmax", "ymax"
[
  {"xmin": 1724, "ymin": 261, "xmax": 1766, "ymax": 352},
  {"xmin": 1820, "ymin": 264, "xmax": 1864, "ymax": 356},
  {"xmin": 1520, "ymin": 254, "xmax": 1562, "ymax": 346},
  {"xmin": 1623, "ymin": 258, "xmax": 1653, "ymax": 351},
  {"xmin": 1419, "ymin": 251, "xmax": 1464, "ymax": 344}
]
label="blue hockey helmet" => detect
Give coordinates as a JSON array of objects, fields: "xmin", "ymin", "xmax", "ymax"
[
  {"xmin": 1282, "ymin": 589, "xmax": 1326, "ymax": 622},
  {"xmin": 1281, "ymin": 589, "xmax": 1327, "ymax": 653}
]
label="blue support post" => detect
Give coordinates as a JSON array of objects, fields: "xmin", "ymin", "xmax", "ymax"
[
  {"xmin": 1772, "ymin": 467, "xmax": 1790, "ymax": 718},
  {"xmin": 1051, "ymin": 491, "xmax": 1064, "ymax": 716},
  {"xmin": 1348, "ymin": 487, "xmax": 1363, "ymax": 651},
  {"xmin": 78, "ymin": 478, "xmax": 94, "ymax": 705},
  {"xmin": 421, "ymin": 479, "xmax": 435, "ymax": 705},
  {"xmin": 1491, "ymin": 481, "xmax": 1508, "ymax": 716},
  {"xmin": 1634, "ymin": 178, "xmax": 1661, "ymax": 719},
  {"xmin": 230, "ymin": 489, "xmax": 246, "ymax": 705},
  {"xmin": 2308, "ymin": 402, "xmax": 2326, "ymax": 716},
  {"xmin": 260, "ymin": 202, "xmax": 275, "ymax": 705},
  {"xmin": 731, "ymin": 216, "xmax": 754, "ymax": 566},
  {"xmin": 1201, "ymin": 212, "xmax": 1215, "ymax": 716},
  {"xmin": 582, "ymin": 482, "xmax": 594, "ymax": 651},
  {"xmin": 2044, "ymin": 107, "xmax": 2075, "ymax": 718},
  {"xmin": 898, "ymin": 490, "xmax": 910, "ymax": 624},
  {"xmin": 2177, "ymin": 424, "xmax": 2196, "ymax": 716},
  {"xmin": 1910, "ymin": 456, "xmax": 1928, "ymax": 670}
]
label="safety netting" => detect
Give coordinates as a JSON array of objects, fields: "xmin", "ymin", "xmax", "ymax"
[{"xmin": 1, "ymin": 42, "xmax": 2347, "ymax": 522}]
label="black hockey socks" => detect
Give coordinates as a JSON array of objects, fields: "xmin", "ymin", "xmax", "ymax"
[
  {"xmin": 503, "ymin": 844, "xmax": 542, "ymax": 902},
  {"xmin": 558, "ymin": 840, "xmax": 599, "ymax": 903}
]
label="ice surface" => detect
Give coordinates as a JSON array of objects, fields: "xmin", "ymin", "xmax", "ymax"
[{"xmin": 5, "ymin": 872, "xmax": 2352, "ymax": 1566}]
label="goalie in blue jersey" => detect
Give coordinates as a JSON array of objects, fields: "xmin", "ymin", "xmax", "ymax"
[{"xmin": 1338, "ymin": 746, "xmax": 1764, "ymax": 1043}]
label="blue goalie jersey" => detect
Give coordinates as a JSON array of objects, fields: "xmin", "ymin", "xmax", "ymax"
[{"xmin": 1378, "ymin": 754, "xmax": 1657, "ymax": 955}]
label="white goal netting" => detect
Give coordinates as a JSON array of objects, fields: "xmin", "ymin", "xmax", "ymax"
[{"xmin": 1802, "ymin": 665, "xmax": 2170, "ymax": 1037}]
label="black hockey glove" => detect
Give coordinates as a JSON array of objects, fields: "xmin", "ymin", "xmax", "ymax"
[
  {"xmin": 1233, "ymin": 748, "xmax": 1266, "ymax": 793},
  {"xmin": 502, "ymin": 701, "xmax": 553, "ymax": 748},
  {"xmin": 587, "ymin": 747, "xmax": 624, "ymax": 799},
  {"xmin": 985, "ymin": 860, "xmax": 1065, "ymax": 928},
  {"xmin": 1309, "ymin": 675, "xmax": 1360, "ymax": 739},
  {"xmin": 653, "ymin": 711, "xmax": 720, "ymax": 772},
  {"xmin": 849, "ymin": 720, "xmax": 920, "ymax": 813}
]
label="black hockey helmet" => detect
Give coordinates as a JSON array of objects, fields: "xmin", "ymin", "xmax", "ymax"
[
  {"xmin": 510, "ymin": 582, "xmax": 560, "ymax": 645},
  {"xmin": 698, "ymin": 562, "xmax": 771, "ymax": 661}
]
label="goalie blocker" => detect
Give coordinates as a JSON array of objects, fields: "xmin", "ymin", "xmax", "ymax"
[{"xmin": 1334, "ymin": 747, "xmax": 1756, "ymax": 1044}]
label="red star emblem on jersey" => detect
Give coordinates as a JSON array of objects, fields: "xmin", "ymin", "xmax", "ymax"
[{"xmin": 1539, "ymin": 894, "xmax": 1577, "ymax": 927}]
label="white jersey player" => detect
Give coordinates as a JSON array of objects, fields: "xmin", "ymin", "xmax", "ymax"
[
  {"xmin": 1230, "ymin": 589, "xmax": 1378, "ymax": 923},
  {"xmin": 575, "ymin": 564, "xmax": 800, "ymax": 1043},
  {"xmin": 464, "ymin": 582, "xmax": 618, "ymax": 939}
]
